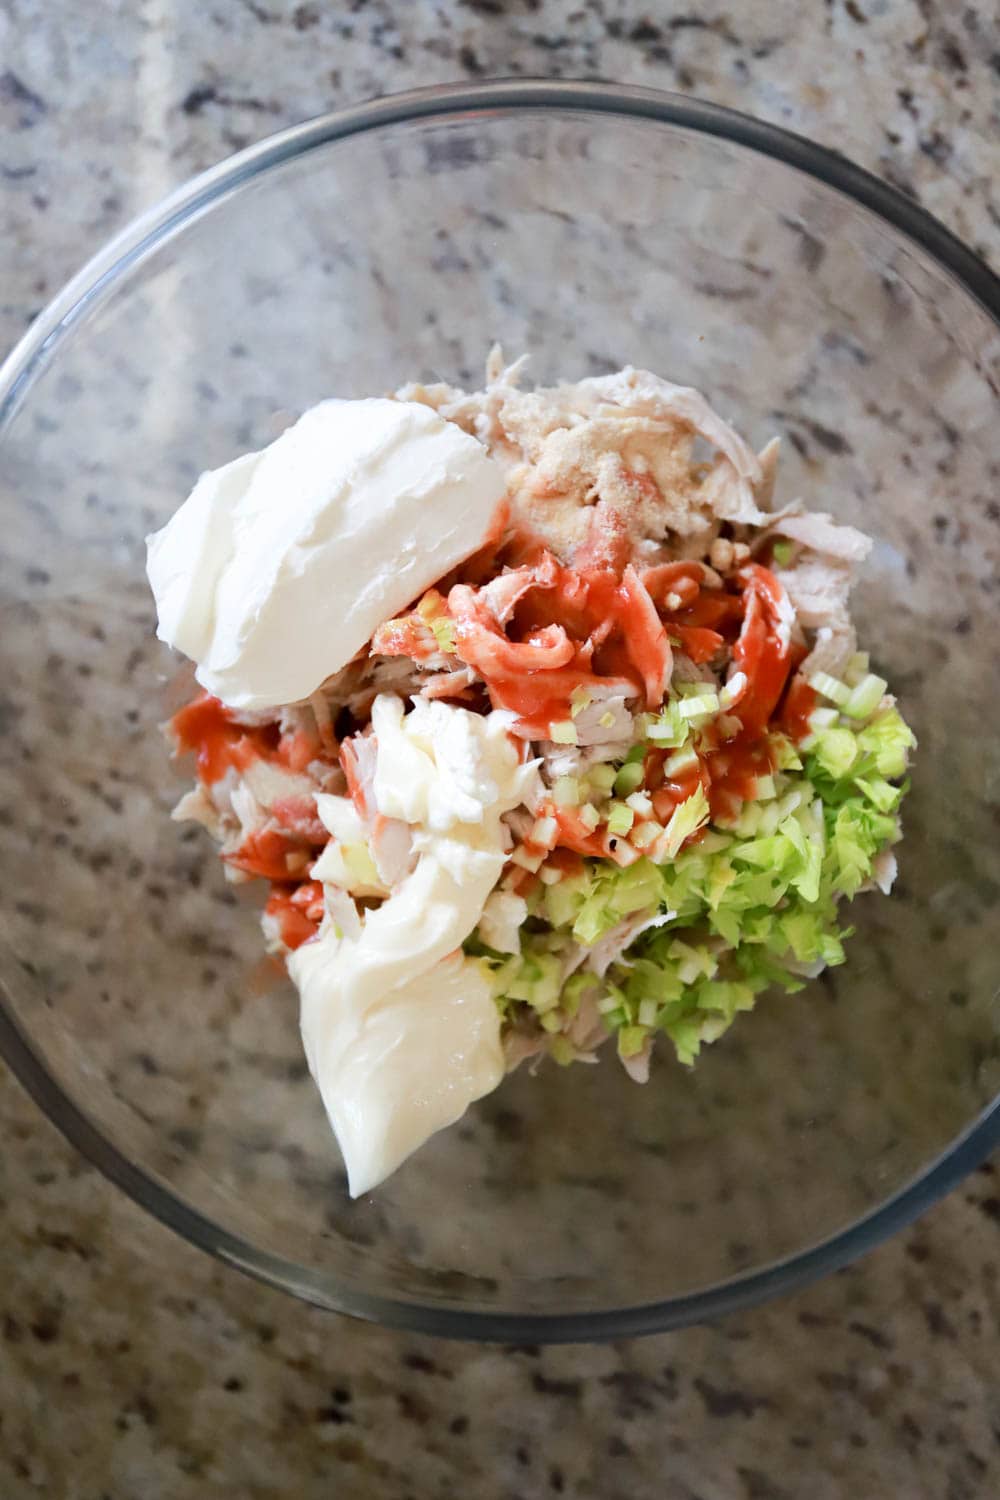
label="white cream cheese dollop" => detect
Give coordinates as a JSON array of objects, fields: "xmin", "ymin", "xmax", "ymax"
[
  {"xmin": 145, "ymin": 398, "xmax": 505, "ymax": 710},
  {"xmin": 292, "ymin": 695, "xmax": 539, "ymax": 1197}
]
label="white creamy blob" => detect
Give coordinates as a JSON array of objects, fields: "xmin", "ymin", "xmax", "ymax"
[
  {"xmin": 291, "ymin": 695, "xmax": 539, "ymax": 1196},
  {"xmin": 146, "ymin": 398, "xmax": 505, "ymax": 710}
]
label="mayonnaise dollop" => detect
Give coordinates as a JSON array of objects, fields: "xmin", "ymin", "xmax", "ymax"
[
  {"xmin": 145, "ymin": 399, "xmax": 505, "ymax": 710},
  {"xmin": 291, "ymin": 695, "xmax": 538, "ymax": 1196}
]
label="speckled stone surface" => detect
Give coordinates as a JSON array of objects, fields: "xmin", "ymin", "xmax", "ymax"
[{"xmin": 2, "ymin": 3, "xmax": 1000, "ymax": 1497}]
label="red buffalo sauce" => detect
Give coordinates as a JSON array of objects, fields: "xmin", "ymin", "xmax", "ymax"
[
  {"xmin": 172, "ymin": 692, "xmax": 279, "ymax": 785},
  {"xmin": 173, "ymin": 551, "xmax": 816, "ymax": 920},
  {"xmin": 172, "ymin": 694, "xmax": 333, "ymax": 941},
  {"xmin": 447, "ymin": 553, "xmax": 673, "ymax": 736},
  {"xmin": 729, "ymin": 564, "xmax": 793, "ymax": 738},
  {"xmin": 171, "ymin": 691, "xmax": 325, "ymax": 783},
  {"xmin": 265, "ymin": 882, "xmax": 324, "ymax": 950},
  {"xmin": 223, "ymin": 829, "xmax": 305, "ymax": 882},
  {"xmin": 778, "ymin": 673, "xmax": 817, "ymax": 744}
]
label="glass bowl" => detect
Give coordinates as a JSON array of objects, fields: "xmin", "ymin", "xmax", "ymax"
[{"xmin": 2, "ymin": 82, "xmax": 999, "ymax": 1342}]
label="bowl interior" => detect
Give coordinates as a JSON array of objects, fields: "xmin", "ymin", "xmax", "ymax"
[{"xmin": 2, "ymin": 98, "xmax": 999, "ymax": 1330}]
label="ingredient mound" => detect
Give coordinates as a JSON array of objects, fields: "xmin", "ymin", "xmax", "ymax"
[{"xmin": 148, "ymin": 350, "xmax": 915, "ymax": 1193}]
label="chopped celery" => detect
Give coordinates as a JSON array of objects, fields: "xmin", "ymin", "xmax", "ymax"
[
  {"xmin": 731, "ymin": 833, "xmax": 794, "ymax": 873},
  {"xmin": 544, "ymin": 873, "xmax": 588, "ymax": 928},
  {"xmin": 668, "ymin": 1019, "xmax": 703, "ymax": 1066},
  {"xmin": 645, "ymin": 718, "xmax": 675, "ymax": 743},
  {"xmin": 522, "ymin": 952, "xmax": 563, "ymax": 1012},
  {"xmin": 561, "ymin": 973, "xmax": 590, "ymax": 1019},
  {"xmin": 505, "ymin": 959, "xmax": 540, "ymax": 1004},
  {"xmin": 856, "ymin": 706, "xmax": 916, "ymax": 778},
  {"xmin": 710, "ymin": 907, "xmax": 742, "ymax": 946},
  {"xmin": 637, "ymin": 997, "xmax": 658, "ymax": 1027},
  {"xmin": 696, "ymin": 979, "xmax": 755, "ymax": 1017},
  {"xmin": 664, "ymin": 744, "xmax": 700, "ymax": 777},
  {"xmin": 341, "ymin": 842, "xmax": 383, "ymax": 889},
  {"xmin": 549, "ymin": 720, "xmax": 578, "ymax": 745},
  {"xmin": 548, "ymin": 1035, "xmax": 576, "ymax": 1066},
  {"xmin": 678, "ymin": 692, "xmax": 720, "ymax": 721},
  {"xmin": 790, "ymin": 840, "xmax": 822, "ymax": 903},
  {"xmin": 828, "ymin": 803, "xmax": 879, "ymax": 896},
  {"xmin": 617, "ymin": 1025, "xmax": 648, "ymax": 1059},
  {"xmin": 777, "ymin": 813, "xmax": 808, "ymax": 860},
  {"xmin": 646, "ymin": 702, "xmax": 688, "ymax": 747},
  {"xmin": 812, "ymin": 727, "xmax": 860, "ymax": 780},
  {"xmin": 614, "ymin": 761, "xmax": 645, "ymax": 797},
  {"xmin": 552, "ymin": 775, "xmax": 581, "ymax": 807},
  {"xmin": 698, "ymin": 830, "xmax": 733, "ymax": 854},
  {"xmin": 606, "ymin": 802, "xmax": 635, "ymax": 836},
  {"xmin": 531, "ymin": 816, "xmax": 558, "ymax": 848},
  {"xmin": 670, "ymin": 937, "xmax": 717, "ymax": 984},
  {"xmin": 769, "ymin": 733, "xmax": 803, "ymax": 772},
  {"xmin": 430, "ymin": 617, "xmax": 457, "ymax": 653},
  {"xmin": 809, "ymin": 670, "xmax": 851, "ymax": 706},
  {"xmin": 843, "ymin": 673, "xmax": 887, "ymax": 720},
  {"xmin": 608, "ymin": 860, "xmax": 661, "ymax": 916},
  {"xmin": 844, "ymin": 650, "xmax": 870, "ymax": 685},
  {"xmin": 551, "ymin": 780, "xmax": 581, "ymax": 816},
  {"xmin": 574, "ymin": 894, "xmax": 620, "ymax": 945},
  {"xmin": 757, "ymin": 800, "xmax": 785, "ymax": 837},
  {"xmin": 486, "ymin": 672, "xmax": 914, "ymax": 1076},
  {"xmin": 631, "ymin": 820, "xmax": 664, "ymax": 850},
  {"xmin": 659, "ymin": 786, "xmax": 711, "ymax": 859},
  {"xmin": 719, "ymin": 671, "xmax": 747, "ymax": 710},
  {"xmin": 853, "ymin": 775, "xmax": 902, "ymax": 813},
  {"xmin": 705, "ymin": 855, "xmax": 737, "ymax": 911},
  {"xmin": 530, "ymin": 816, "xmax": 554, "ymax": 852},
  {"xmin": 731, "ymin": 800, "xmax": 761, "ymax": 837}
]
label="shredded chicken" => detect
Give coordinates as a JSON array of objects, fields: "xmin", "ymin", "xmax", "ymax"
[
  {"xmin": 478, "ymin": 889, "xmax": 529, "ymax": 955},
  {"xmin": 566, "ymin": 991, "xmax": 610, "ymax": 1055},
  {"xmin": 620, "ymin": 1039, "xmax": 653, "ymax": 1084},
  {"xmin": 775, "ymin": 553, "xmax": 858, "ymax": 677},
  {"xmin": 404, "ymin": 352, "xmax": 773, "ymax": 564},
  {"xmin": 581, "ymin": 909, "xmax": 677, "ymax": 979},
  {"xmin": 503, "ymin": 1026, "xmax": 550, "ymax": 1072},
  {"xmin": 768, "ymin": 509, "xmax": 873, "ymax": 563}
]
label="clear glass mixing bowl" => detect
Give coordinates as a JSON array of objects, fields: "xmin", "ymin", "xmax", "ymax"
[{"xmin": 2, "ymin": 83, "xmax": 999, "ymax": 1341}]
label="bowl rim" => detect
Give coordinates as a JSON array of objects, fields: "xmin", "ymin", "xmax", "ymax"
[{"xmin": 2, "ymin": 79, "xmax": 999, "ymax": 1342}]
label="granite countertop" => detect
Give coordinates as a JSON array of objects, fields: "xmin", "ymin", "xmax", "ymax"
[{"xmin": 2, "ymin": 3, "xmax": 999, "ymax": 1496}]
